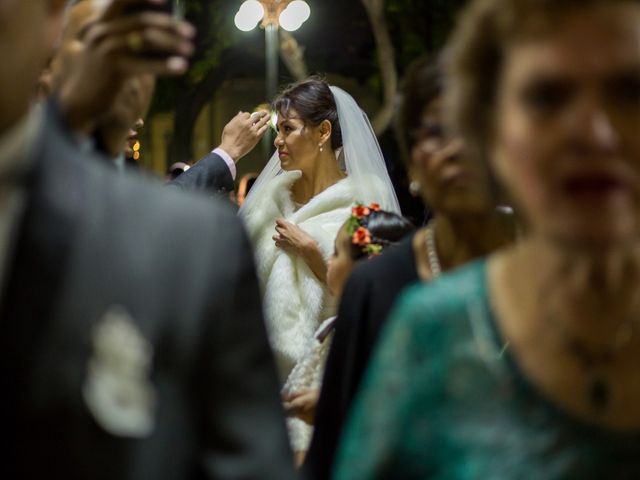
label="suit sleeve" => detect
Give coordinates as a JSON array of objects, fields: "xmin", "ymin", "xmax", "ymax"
[
  {"xmin": 195, "ymin": 217, "xmax": 295, "ymax": 480},
  {"xmin": 167, "ymin": 152, "xmax": 234, "ymax": 196}
]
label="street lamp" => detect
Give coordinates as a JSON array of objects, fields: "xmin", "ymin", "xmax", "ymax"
[
  {"xmin": 234, "ymin": 1, "xmax": 264, "ymax": 32},
  {"xmin": 234, "ymin": 0, "xmax": 310, "ymax": 159},
  {"xmin": 234, "ymin": 0, "xmax": 311, "ymax": 101},
  {"xmin": 278, "ymin": 1, "xmax": 311, "ymax": 32}
]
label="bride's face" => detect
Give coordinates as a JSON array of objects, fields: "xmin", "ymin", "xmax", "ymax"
[{"xmin": 274, "ymin": 109, "xmax": 323, "ymax": 173}]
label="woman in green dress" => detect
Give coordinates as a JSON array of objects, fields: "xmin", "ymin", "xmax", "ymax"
[{"xmin": 335, "ymin": 0, "xmax": 640, "ymax": 478}]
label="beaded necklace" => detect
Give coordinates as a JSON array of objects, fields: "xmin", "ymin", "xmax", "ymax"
[{"xmin": 424, "ymin": 220, "xmax": 442, "ymax": 279}]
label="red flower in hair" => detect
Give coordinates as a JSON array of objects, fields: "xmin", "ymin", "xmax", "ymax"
[
  {"xmin": 352, "ymin": 205, "xmax": 370, "ymax": 219},
  {"xmin": 352, "ymin": 227, "xmax": 371, "ymax": 247}
]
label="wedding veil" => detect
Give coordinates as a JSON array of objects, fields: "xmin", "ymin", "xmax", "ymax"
[{"xmin": 239, "ymin": 86, "xmax": 401, "ymax": 216}]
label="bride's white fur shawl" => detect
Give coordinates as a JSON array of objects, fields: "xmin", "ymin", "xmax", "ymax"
[{"xmin": 241, "ymin": 170, "xmax": 356, "ymax": 380}]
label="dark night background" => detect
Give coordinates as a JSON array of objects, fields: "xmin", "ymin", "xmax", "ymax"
[{"xmin": 146, "ymin": 0, "xmax": 466, "ymax": 221}]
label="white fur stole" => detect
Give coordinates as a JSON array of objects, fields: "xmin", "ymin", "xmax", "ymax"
[{"xmin": 241, "ymin": 170, "xmax": 356, "ymax": 380}]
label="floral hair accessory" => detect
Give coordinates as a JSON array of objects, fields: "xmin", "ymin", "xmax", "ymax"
[
  {"xmin": 346, "ymin": 203, "xmax": 384, "ymax": 257},
  {"xmin": 352, "ymin": 227, "xmax": 371, "ymax": 247},
  {"xmin": 351, "ymin": 203, "xmax": 380, "ymax": 219}
]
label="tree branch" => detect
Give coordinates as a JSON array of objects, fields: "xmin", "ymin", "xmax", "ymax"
[
  {"xmin": 279, "ymin": 30, "xmax": 309, "ymax": 82},
  {"xmin": 361, "ymin": 0, "xmax": 398, "ymax": 136}
]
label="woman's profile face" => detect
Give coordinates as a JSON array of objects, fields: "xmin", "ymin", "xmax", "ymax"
[
  {"xmin": 492, "ymin": 3, "xmax": 640, "ymax": 247},
  {"xmin": 274, "ymin": 108, "xmax": 322, "ymax": 173},
  {"xmin": 327, "ymin": 224, "xmax": 355, "ymax": 298},
  {"xmin": 411, "ymin": 97, "xmax": 492, "ymax": 216}
]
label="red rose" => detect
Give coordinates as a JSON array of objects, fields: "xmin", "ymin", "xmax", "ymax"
[
  {"xmin": 370, "ymin": 203, "xmax": 381, "ymax": 212},
  {"xmin": 352, "ymin": 205, "xmax": 370, "ymax": 218},
  {"xmin": 352, "ymin": 227, "xmax": 371, "ymax": 246}
]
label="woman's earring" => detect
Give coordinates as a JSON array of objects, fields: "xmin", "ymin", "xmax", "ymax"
[
  {"xmin": 319, "ymin": 143, "xmax": 324, "ymax": 152},
  {"xmin": 409, "ymin": 180, "xmax": 421, "ymax": 196}
]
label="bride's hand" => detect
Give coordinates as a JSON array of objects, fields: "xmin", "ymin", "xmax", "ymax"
[
  {"xmin": 273, "ymin": 219, "xmax": 318, "ymax": 257},
  {"xmin": 274, "ymin": 219, "xmax": 328, "ymax": 282},
  {"xmin": 283, "ymin": 388, "xmax": 320, "ymax": 425}
]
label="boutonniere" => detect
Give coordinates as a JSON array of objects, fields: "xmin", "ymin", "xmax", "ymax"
[{"xmin": 83, "ymin": 306, "xmax": 157, "ymax": 438}]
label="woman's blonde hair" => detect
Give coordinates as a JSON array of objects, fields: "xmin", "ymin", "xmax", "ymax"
[{"xmin": 446, "ymin": 0, "xmax": 637, "ymax": 165}]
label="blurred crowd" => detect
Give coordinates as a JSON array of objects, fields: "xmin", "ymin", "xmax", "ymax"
[{"xmin": 4, "ymin": 0, "xmax": 640, "ymax": 479}]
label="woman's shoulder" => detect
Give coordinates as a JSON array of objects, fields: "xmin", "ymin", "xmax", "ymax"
[
  {"xmin": 391, "ymin": 258, "xmax": 489, "ymax": 334},
  {"xmin": 366, "ymin": 259, "xmax": 492, "ymax": 401},
  {"xmin": 309, "ymin": 175, "xmax": 355, "ymax": 205},
  {"xmin": 342, "ymin": 235, "xmax": 417, "ymax": 317},
  {"xmin": 241, "ymin": 170, "xmax": 301, "ymax": 233},
  {"xmin": 354, "ymin": 234, "xmax": 416, "ymax": 279}
]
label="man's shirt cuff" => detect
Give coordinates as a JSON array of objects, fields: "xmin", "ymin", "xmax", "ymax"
[{"xmin": 213, "ymin": 147, "xmax": 236, "ymax": 180}]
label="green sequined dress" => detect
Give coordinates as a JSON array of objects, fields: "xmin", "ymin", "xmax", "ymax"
[{"xmin": 334, "ymin": 260, "xmax": 640, "ymax": 479}]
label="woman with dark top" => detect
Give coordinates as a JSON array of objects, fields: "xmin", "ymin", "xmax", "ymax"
[
  {"xmin": 336, "ymin": 0, "xmax": 640, "ymax": 478},
  {"xmin": 304, "ymin": 55, "xmax": 516, "ymax": 479},
  {"xmin": 281, "ymin": 204, "xmax": 414, "ymax": 465}
]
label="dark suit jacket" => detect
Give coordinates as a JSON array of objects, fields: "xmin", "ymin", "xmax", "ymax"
[
  {"xmin": 0, "ymin": 107, "xmax": 295, "ymax": 480},
  {"xmin": 168, "ymin": 151, "xmax": 235, "ymax": 196}
]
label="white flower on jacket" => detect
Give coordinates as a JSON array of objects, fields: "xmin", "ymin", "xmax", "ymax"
[{"xmin": 83, "ymin": 306, "xmax": 156, "ymax": 438}]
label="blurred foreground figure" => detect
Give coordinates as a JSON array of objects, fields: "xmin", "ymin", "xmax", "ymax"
[
  {"xmin": 336, "ymin": 0, "xmax": 640, "ymax": 480},
  {"xmin": 51, "ymin": 0, "xmax": 156, "ymax": 170},
  {"xmin": 304, "ymin": 54, "xmax": 516, "ymax": 480},
  {"xmin": 0, "ymin": 1, "xmax": 294, "ymax": 478},
  {"xmin": 335, "ymin": 0, "xmax": 640, "ymax": 478}
]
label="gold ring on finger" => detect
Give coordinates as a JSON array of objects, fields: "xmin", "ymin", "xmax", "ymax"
[{"xmin": 126, "ymin": 32, "xmax": 144, "ymax": 53}]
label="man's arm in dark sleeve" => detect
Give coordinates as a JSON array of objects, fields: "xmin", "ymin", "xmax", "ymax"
[
  {"xmin": 168, "ymin": 150, "xmax": 234, "ymax": 196},
  {"xmin": 168, "ymin": 111, "xmax": 271, "ymax": 197}
]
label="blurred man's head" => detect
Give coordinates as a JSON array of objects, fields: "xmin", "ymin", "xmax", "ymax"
[
  {"xmin": 51, "ymin": 0, "xmax": 156, "ymax": 153},
  {"xmin": 0, "ymin": 0, "xmax": 66, "ymax": 135}
]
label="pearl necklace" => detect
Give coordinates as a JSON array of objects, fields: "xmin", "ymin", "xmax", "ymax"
[{"xmin": 424, "ymin": 220, "xmax": 442, "ymax": 279}]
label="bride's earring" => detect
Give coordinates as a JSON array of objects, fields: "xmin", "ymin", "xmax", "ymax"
[{"xmin": 319, "ymin": 143, "xmax": 324, "ymax": 152}]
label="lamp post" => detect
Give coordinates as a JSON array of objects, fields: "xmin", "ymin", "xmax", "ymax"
[
  {"xmin": 235, "ymin": 1, "xmax": 312, "ymax": 163},
  {"xmin": 234, "ymin": 0, "xmax": 311, "ymax": 100}
]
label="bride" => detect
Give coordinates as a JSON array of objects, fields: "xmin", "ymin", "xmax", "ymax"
[{"xmin": 239, "ymin": 77, "xmax": 399, "ymax": 454}]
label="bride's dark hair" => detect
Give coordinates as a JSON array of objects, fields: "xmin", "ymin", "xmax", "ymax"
[{"xmin": 272, "ymin": 77, "xmax": 343, "ymax": 150}]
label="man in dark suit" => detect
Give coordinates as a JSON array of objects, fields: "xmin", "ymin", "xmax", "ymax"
[{"xmin": 0, "ymin": 1, "xmax": 294, "ymax": 478}]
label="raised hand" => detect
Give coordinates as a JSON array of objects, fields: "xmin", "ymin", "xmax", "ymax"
[
  {"xmin": 57, "ymin": 0, "xmax": 195, "ymax": 133},
  {"xmin": 219, "ymin": 111, "xmax": 271, "ymax": 162}
]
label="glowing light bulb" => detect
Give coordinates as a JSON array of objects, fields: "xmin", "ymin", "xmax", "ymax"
[
  {"xmin": 279, "ymin": 0, "xmax": 310, "ymax": 32},
  {"xmin": 289, "ymin": 1, "xmax": 311, "ymax": 22},
  {"xmin": 234, "ymin": 0, "xmax": 264, "ymax": 32}
]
